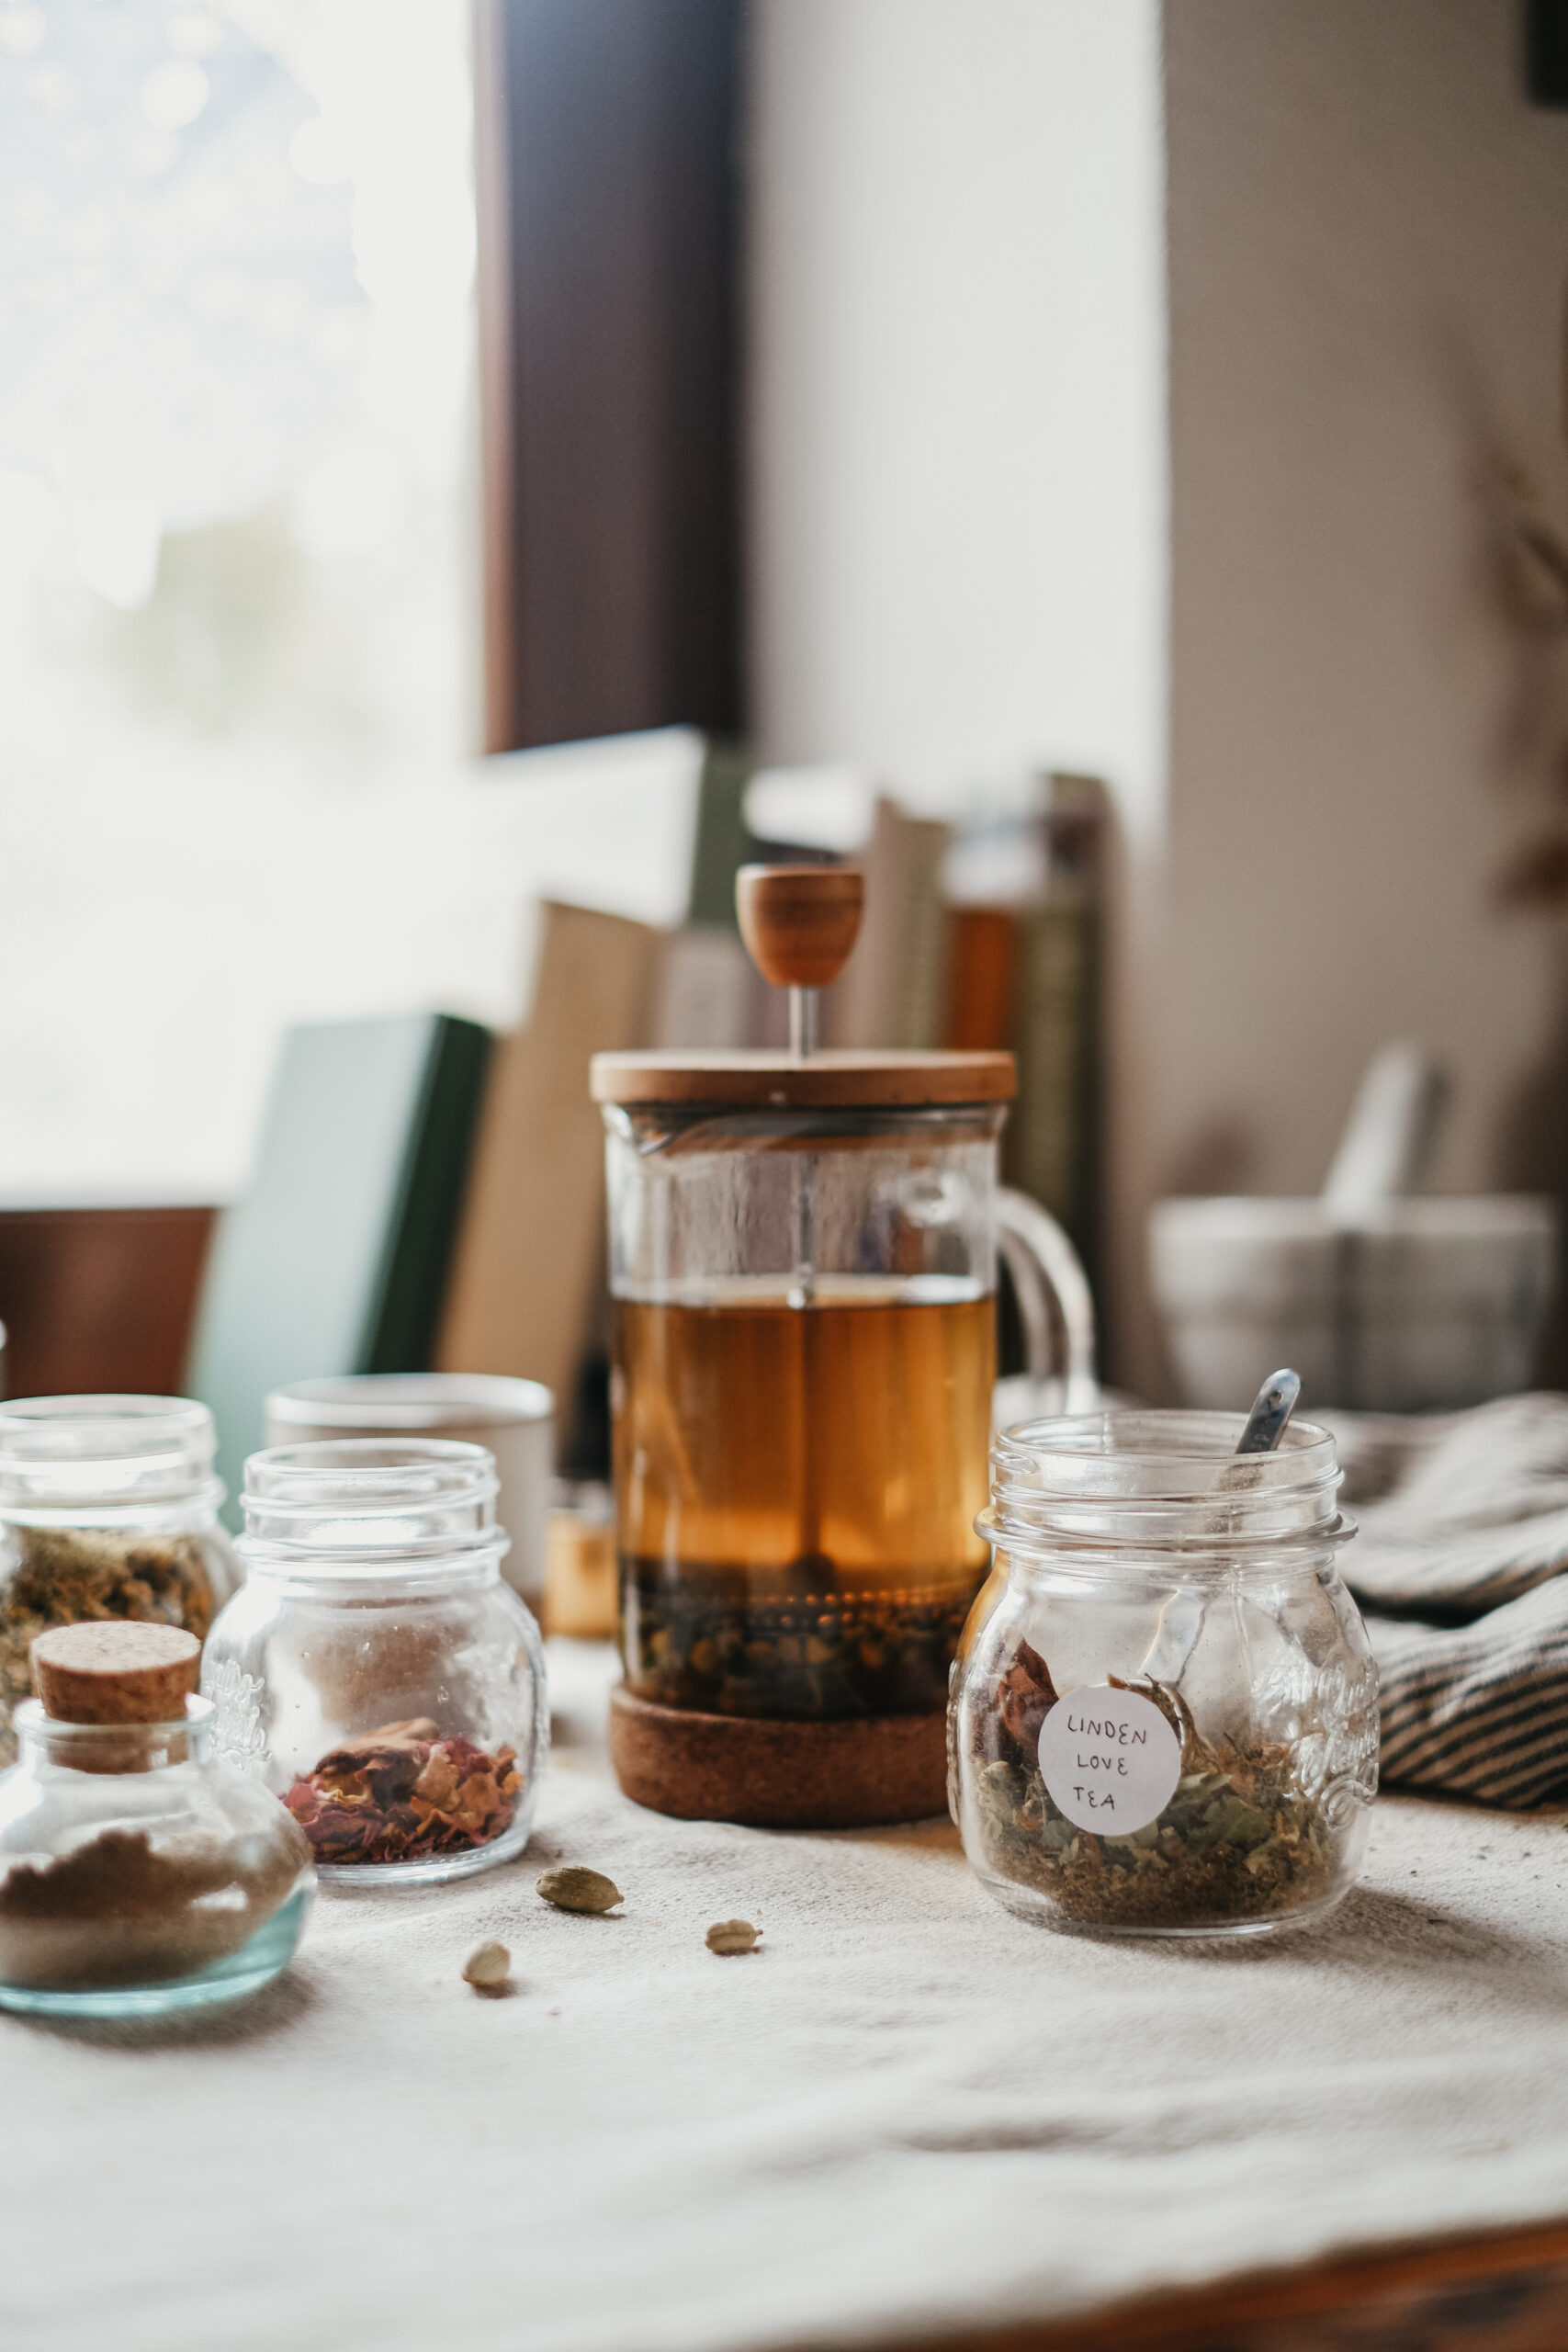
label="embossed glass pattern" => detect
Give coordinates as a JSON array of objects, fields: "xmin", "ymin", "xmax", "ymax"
[
  {"xmin": 202, "ymin": 1441, "xmax": 547, "ymax": 1885},
  {"xmin": 950, "ymin": 1412, "xmax": 1379, "ymax": 1939}
]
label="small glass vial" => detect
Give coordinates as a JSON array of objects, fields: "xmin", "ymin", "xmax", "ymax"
[
  {"xmin": 0, "ymin": 1624, "xmax": 312, "ymax": 2018},
  {"xmin": 950, "ymin": 1411, "xmax": 1379, "ymax": 1939},
  {"xmin": 0, "ymin": 1396, "xmax": 240, "ymax": 1766},
  {"xmin": 203, "ymin": 1440, "xmax": 547, "ymax": 1886}
]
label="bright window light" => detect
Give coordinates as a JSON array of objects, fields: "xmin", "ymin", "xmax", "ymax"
[{"xmin": 0, "ymin": 0, "xmax": 479, "ymax": 1202}]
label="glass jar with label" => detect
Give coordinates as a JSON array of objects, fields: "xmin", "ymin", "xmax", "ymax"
[
  {"xmin": 949, "ymin": 1411, "xmax": 1378, "ymax": 1939},
  {"xmin": 0, "ymin": 1396, "xmax": 239, "ymax": 1767},
  {"xmin": 202, "ymin": 1440, "xmax": 547, "ymax": 1885}
]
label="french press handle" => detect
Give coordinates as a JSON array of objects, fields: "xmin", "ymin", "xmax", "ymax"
[{"xmin": 995, "ymin": 1188, "xmax": 1099, "ymax": 1413}]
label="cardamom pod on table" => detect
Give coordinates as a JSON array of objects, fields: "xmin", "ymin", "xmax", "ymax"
[
  {"xmin": 536, "ymin": 1866, "xmax": 622, "ymax": 1914},
  {"xmin": 462, "ymin": 1940, "xmax": 511, "ymax": 1991},
  {"xmin": 705, "ymin": 1919, "xmax": 760, "ymax": 1955}
]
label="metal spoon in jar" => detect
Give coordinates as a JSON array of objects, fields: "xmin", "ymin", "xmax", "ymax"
[
  {"xmin": 1234, "ymin": 1367, "xmax": 1302, "ymax": 1458},
  {"xmin": 1140, "ymin": 1368, "xmax": 1303, "ymax": 1679}
]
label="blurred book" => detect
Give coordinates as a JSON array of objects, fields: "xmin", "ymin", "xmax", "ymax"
[
  {"xmin": 685, "ymin": 741, "xmax": 759, "ymax": 933},
  {"xmin": 943, "ymin": 907, "xmax": 1018, "ymax": 1051},
  {"xmin": 186, "ymin": 1012, "xmax": 491, "ymax": 1515},
  {"xmin": 435, "ymin": 901, "xmax": 660, "ymax": 1449},
  {"xmin": 941, "ymin": 775, "xmax": 1108, "ymax": 1292},
  {"xmin": 1003, "ymin": 775, "xmax": 1107, "ymax": 1290},
  {"xmin": 829, "ymin": 797, "xmax": 953, "ymax": 1049},
  {"xmin": 649, "ymin": 925, "xmax": 755, "ymax": 1049}
]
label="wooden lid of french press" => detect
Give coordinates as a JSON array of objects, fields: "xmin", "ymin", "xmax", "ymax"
[{"xmin": 590, "ymin": 865, "xmax": 1015, "ymax": 1108}]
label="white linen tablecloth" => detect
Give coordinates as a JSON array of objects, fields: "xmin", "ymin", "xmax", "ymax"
[{"xmin": 6, "ymin": 1642, "xmax": 1568, "ymax": 2352}]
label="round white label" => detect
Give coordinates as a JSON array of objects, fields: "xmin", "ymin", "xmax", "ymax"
[{"xmin": 1038, "ymin": 1685, "xmax": 1182, "ymax": 1835}]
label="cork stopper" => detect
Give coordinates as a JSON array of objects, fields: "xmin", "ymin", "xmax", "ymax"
[
  {"xmin": 736, "ymin": 865, "xmax": 864, "ymax": 990},
  {"xmin": 32, "ymin": 1623, "xmax": 200, "ymax": 1724}
]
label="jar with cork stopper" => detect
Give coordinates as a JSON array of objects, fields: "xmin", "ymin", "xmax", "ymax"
[
  {"xmin": 592, "ymin": 864, "xmax": 1096, "ymax": 1827},
  {"xmin": 0, "ymin": 1395, "xmax": 240, "ymax": 1765},
  {"xmin": 0, "ymin": 1622, "xmax": 313, "ymax": 2015}
]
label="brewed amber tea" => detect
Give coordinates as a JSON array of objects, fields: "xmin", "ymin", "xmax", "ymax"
[{"xmin": 615, "ymin": 1278, "xmax": 994, "ymax": 1719}]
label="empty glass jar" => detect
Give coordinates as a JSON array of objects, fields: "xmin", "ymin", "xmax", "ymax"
[
  {"xmin": 950, "ymin": 1411, "xmax": 1378, "ymax": 1938},
  {"xmin": 0, "ymin": 1396, "xmax": 239, "ymax": 1765},
  {"xmin": 0, "ymin": 1695, "xmax": 312, "ymax": 2017},
  {"xmin": 202, "ymin": 1440, "xmax": 547, "ymax": 1884}
]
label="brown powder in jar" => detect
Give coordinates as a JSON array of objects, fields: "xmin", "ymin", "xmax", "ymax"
[{"xmin": 0, "ymin": 1827, "xmax": 302, "ymax": 1992}]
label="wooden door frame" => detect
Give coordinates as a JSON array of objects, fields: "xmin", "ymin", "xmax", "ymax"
[{"xmin": 474, "ymin": 0, "xmax": 746, "ymax": 754}]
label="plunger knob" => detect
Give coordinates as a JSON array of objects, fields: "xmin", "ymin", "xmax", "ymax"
[{"xmin": 735, "ymin": 865, "xmax": 864, "ymax": 990}]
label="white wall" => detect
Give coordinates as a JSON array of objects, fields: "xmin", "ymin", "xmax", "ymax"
[
  {"xmin": 746, "ymin": 0, "xmax": 1168, "ymax": 1379},
  {"xmin": 748, "ymin": 0, "xmax": 1568, "ymax": 1395},
  {"xmin": 747, "ymin": 0, "xmax": 1166, "ymax": 821},
  {"xmin": 1157, "ymin": 0, "xmax": 1568, "ymax": 1386}
]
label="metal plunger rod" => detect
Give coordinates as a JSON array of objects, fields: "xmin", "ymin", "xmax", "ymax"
[
  {"xmin": 788, "ymin": 987, "xmax": 818, "ymax": 1061},
  {"xmin": 734, "ymin": 864, "xmax": 866, "ymax": 1571}
]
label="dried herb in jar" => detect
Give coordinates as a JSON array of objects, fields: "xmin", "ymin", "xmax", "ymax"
[
  {"xmin": 622, "ymin": 1566, "xmax": 979, "ymax": 1720},
  {"xmin": 0, "ymin": 1528, "xmax": 217, "ymax": 1767},
  {"xmin": 283, "ymin": 1717, "xmax": 521, "ymax": 1865},
  {"xmin": 974, "ymin": 1646, "xmax": 1336, "ymax": 1931}
]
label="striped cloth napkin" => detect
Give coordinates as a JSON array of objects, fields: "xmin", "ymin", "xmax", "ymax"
[{"xmin": 1325, "ymin": 1394, "xmax": 1568, "ymax": 1808}]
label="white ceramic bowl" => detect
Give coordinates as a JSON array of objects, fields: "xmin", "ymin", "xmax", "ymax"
[{"xmin": 1149, "ymin": 1194, "xmax": 1557, "ymax": 1412}]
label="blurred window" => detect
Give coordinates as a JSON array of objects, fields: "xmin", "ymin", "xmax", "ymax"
[{"xmin": 0, "ymin": 0, "xmax": 477, "ymax": 1198}]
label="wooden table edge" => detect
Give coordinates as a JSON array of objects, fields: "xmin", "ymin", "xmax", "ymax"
[{"xmin": 843, "ymin": 2216, "xmax": 1568, "ymax": 2350}]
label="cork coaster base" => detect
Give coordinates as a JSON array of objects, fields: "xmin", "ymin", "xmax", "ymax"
[{"xmin": 607, "ymin": 1685, "xmax": 949, "ymax": 1827}]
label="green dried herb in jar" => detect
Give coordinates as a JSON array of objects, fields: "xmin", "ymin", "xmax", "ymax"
[
  {"xmin": 949, "ymin": 1411, "xmax": 1380, "ymax": 1939},
  {"xmin": 971, "ymin": 1645, "xmax": 1337, "ymax": 1933}
]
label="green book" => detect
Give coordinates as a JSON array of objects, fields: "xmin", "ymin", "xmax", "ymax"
[
  {"xmin": 685, "ymin": 741, "xmax": 758, "ymax": 931},
  {"xmin": 1003, "ymin": 775, "xmax": 1108, "ymax": 1294},
  {"xmin": 1005, "ymin": 894, "xmax": 1096, "ymax": 1228},
  {"xmin": 186, "ymin": 1012, "xmax": 491, "ymax": 1518}
]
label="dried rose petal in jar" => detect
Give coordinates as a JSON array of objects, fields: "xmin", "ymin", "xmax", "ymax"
[
  {"xmin": 203, "ymin": 1441, "xmax": 547, "ymax": 1886},
  {"xmin": 283, "ymin": 1719, "xmax": 523, "ymax": 1866}
]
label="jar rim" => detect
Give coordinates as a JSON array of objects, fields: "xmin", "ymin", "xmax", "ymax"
[
  {"xmin": 986, "ymin": 1408, "xmax": 1347, "ymax": 1555},
  {"xmin": 236, "ymin": 1437, "xmax": 510, "ymax": 1573},
  {"xmin": 0, "ymin": 1394, "xmax": 220, "ymax": 1516},
  {"xmin": 995, "ymin": 1407, "xmax": 1336, "ymax": 1466},
  {"xmin": 243, "ymin": 1434, "xmax": 499, "ymax": 1492}
]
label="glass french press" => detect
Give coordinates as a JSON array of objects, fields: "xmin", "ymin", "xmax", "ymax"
[{"xmin": 592, "ymin": 865, "xmax": 1094, "ymax": 1827}]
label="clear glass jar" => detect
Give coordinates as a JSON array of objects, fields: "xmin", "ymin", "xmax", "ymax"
[
  {"xmin": 598, "ymin": 1077, "xmax": 1095, "ymax": 1725},
  {"xmin": 0, "ymin": 1396, "xmax": 240, "ymax": 1767},
  {"xmin": 202, "ymin": 1440, "xmax": 547, "ymax": 1885},
  {"xmin": 950, "ymin": 1411, "xmax": 1378, "ymax": 1939},
  {"xmin": 0, "ymin": 1695, "xmax": 313, "ymax": 2016}
]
